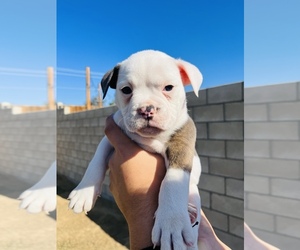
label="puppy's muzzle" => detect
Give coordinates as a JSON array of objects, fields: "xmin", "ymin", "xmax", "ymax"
[{"xmin": 137, "ymin": 105, "xmax": 157, "ymax": 120}]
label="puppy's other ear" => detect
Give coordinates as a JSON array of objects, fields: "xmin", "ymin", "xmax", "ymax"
[
  {"xmin": 101, "ymin": 65, "xmax": 120, "ymax": 99},
  {"xmin": 176, "ymin": 59, "xmax": 203, "ymax": 97}
]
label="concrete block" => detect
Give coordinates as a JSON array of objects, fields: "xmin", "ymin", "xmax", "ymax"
[
  {"xmin": 211, "ymin": 193, "xmax": 243, "ymax": 218},
  {"xmin": 225, "ymin": 102, "xmax": 244, "ymax": 121},
  {"xmin": 245, "ymin": 122, "xmax": 299, "ymax": 140},
  {"xmin": 193, "ymin": 104, "xmax": 224, "ymax": 122},
  {"xmin": 186, "ymin": 89, "xmax": 207, "ymax": 106},
  {"xmin": 276, "ymin": 216, "xmax": 300, "ymax": 238},
  {"xmin": 271, "ymin": 179, "xmax": 300, "ymax": 199},
  {"xmin": 210, "ymin": 158, "xmax": 244, "ymax": 179},
  {"xmin": 244, "ymin": 140, "xmax": 270, "ymax": 158},
  {"xmin": 245, "ymin": 175, "xmax": 269, "ymax": 194},
  {"xmin": 229, "ymin": 216, "xmax": 244, "ymax": 237},
  {"xmin": 247, "ymin": 193, "xmax": 300, "ymax": 219},
  {"xmin": 244, "ymin": 210, "xmax": 275, "ymax": 231},
  {"xmin": 199, "ymin": 156, "xmax": 209, "ymax": 173},
  {"xmin": 103, "ymin": 105, "xmax": 118, "ymax": 116},
  {"xmin": 207, "ymin": 82, "xmax": 243, "ymax": 104},
  {"xmin": 79, "ymin": 127, "xmax": 87, "ymax": 136},
  {"xmin": 209, "ymin": 122, "xmax": 243, "ymax": 140},
  {"xmin": 199, "ymin": 190, "xmax": 210, "ymax": 208},
  {"xmin": 99, "ymin": 117, "xmax": 106, "ymax": 126},
  {"xmin": 83, "ymin": 118, "xmax": 90, "ymax": 127},
  {"xmin": 91, "ymin": 107, "xmax": 104, "ymax": 118},
  {"xmin": 90, "ymin": 117, "xmax": 99, "ymax": 127},
  {"xmin": 269, "ymin": 101, "xmax": 300, "ymax": 121},
  {"xmin": 244, "ymin": 104, "xmax": 268, "ymax": 122},
  {"xmin": 272, "ymin": 141, "xmax": 300, "ymax": 160},
  {"xmin": 76, "ymin": 119, "xmax": 83, "ymax": 128},
  {"xmin": 253, "ymin": 228, "xmax": 300, "ymax": 250},
  {"xmin": 196, "ymin": 140, "xmax": 225, "ymax": 158},
  {"xmin": 78, "ymin": 111, "xmax": 87, "ymax": 119},
  {"xmin": 226, "ymin": 141, "xmax": 244, "ymax": 160},
  {"xmin": 195, "ymin": 123, "xmax": 207, "ymax": 139},
  {"xmin": 203, "ymin": 208, "xmax": 228, "ymax": 231},
  {"xmin": 214, "ymin": 229, "xmax": 244, "ymax": 250},
  {"xmin": 245, "ymin": 158, "xmax": 299, "ymax": 179},
  {"xmin": 199, "ymin": 173, "xmax": 225, "ymax": 194},
  {"xmin": 86, "ymin": 109, "xmax": 96, "ymax": 119},
  {"xmin": 226, "ymin": 179, "xmax": 244, "ymax": 199},
  {"xmin": 245, "ymin": 83, "xmax": 297, "ymax": 104}
]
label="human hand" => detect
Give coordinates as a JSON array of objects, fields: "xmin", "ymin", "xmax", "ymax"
[{"xmin": 105, "ymin": 115, "xmax": 166, "ymax": 249}]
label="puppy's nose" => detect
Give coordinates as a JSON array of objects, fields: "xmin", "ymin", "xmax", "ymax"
[{"xmin": 138, "ymin": 105, "xmax": 156, "ymax": 120}]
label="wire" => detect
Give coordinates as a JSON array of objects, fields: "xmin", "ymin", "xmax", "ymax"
[
  {"xmin": 0, "ymin": 67, "xmax": 47, "ymax": 78},
  {"xmin": 57, "ymin": 67, "xmax": 104, "ymax": 78}
]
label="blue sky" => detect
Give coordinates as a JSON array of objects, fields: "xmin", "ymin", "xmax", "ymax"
[
  {"xmin": 244, "ymin": 0, "xmax": 300, "ymax": 87},
  {"xmin": 57, "ymin": 0, "xmax": 243, "ymax": 105},
  {"xmin": 0, "ymin": 0, "xmax": 299, "ymax": 106},
  {"xmin": 0, "ymin": 0, "xmax": 56, "ymax": 106}
]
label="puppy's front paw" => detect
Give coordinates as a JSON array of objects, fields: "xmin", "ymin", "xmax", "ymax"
[
  {"xmin": 152, "ymin": 207, "xmax": 197, "ymax": 250},
  {"xmin": 19, "ymin": 187, "xmax": 56, "ymax": 213},
  {"xmin": 68, "ymin": 184, "xmax": 100, "ymax": 214}
]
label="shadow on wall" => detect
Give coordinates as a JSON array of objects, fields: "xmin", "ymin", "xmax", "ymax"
[{"xmin": 244, "ymin": 82, "xmax": 300, "ymax": 250}]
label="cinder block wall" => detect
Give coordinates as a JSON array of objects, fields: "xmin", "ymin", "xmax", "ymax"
[
  {"xmin": 57, "ymin": 106, "xmax": 118, "ymax": 182},
  {"xmin": 57, "ymin": 82, "xmax": 244, "ymax": 249},
  {"xmin": 0, "ymin": 109, "xmax": 56, "ymax": 185},
  {"xmin": 245, "ymin": 82, "xmax": 300, "ymax": 250},
  {"xmin": 189, "ymin": 82, "xmax": 244, "ymax": 249}
]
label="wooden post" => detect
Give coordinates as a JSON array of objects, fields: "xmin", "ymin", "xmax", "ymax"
[
  {"xmin": 98, "ymin": 83, "xmax": 103, "ymax": 108},
  {"xmin": 86, "ymin": 67, "xmax": 91, "ymax": 110},
  {"xmin": 47, "ymin": 67, "xmax": 55, "ymax": 110}
]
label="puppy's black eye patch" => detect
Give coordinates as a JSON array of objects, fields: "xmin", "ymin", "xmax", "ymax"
[
  {"xmin": 121, "ymin": 86, "xmax": 132, "ymax": 95},
  {"xmin": 164, "ymin": 85, "xmax": 174, "ymax": 91}
]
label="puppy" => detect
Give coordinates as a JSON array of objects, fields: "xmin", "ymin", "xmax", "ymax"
[{"xmin": 68, "ymin": 50, "xmax": 202, "ymax": 249}]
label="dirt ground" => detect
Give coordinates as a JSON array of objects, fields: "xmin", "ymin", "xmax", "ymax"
[
  {"xmin": 57, "ymin": 196, "xmax": 127, "ymax": 250},
  {"xmin": 0, "ymin": 173, "xmax": 129, "ymax": 250},
  {"xmin": 0, "ymin": 195, "xmax": 56, "ymax": 250},
  {"xmin": 57, "ymin": 174, "xmax": 129, "ymax": 250},
  {"xmin": 0, "ymin": 173, "xmax": 56, "ymax": 250}
]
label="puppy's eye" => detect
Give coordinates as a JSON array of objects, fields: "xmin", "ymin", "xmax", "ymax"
[
  {"xmin": 121, "ymin": 86, "xmax": 132, "ymax": 95},
  {"xmin": 164, "ymin": 85, "xmax": 174, "ymax": 92}
]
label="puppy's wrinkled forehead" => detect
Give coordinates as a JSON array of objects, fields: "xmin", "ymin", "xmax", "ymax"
[{"xmin": 119, "ymin": 51, "xmax": 180, "ymax": 86}]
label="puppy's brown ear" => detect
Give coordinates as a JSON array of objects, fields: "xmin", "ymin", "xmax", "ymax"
[{"xmin": 101, "ymin": 65, "xmax": 120, "ymax": 99}]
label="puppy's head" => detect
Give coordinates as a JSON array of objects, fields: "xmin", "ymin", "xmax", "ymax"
[{"xmin": 101, "ymin": 50, "xmax": 202, "ymax": 137}]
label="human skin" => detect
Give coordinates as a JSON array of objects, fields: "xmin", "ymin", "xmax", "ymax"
[
  {"xmin": 105, "ymin": 115, "xmax": 165, "ymax": 249},
  {"xmin": 244, "ymin": 223, "xmax": 279, "ymax": 250}
]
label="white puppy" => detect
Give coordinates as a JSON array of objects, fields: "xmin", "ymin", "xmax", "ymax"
[{"xmin": 68, "ymin": 50, "xmax": 203, "ymax": 249}]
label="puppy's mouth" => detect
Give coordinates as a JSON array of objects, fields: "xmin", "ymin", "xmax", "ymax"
[{"xmin": 137, "ymin": 120, "xmax": 163, "ymax": 136}]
